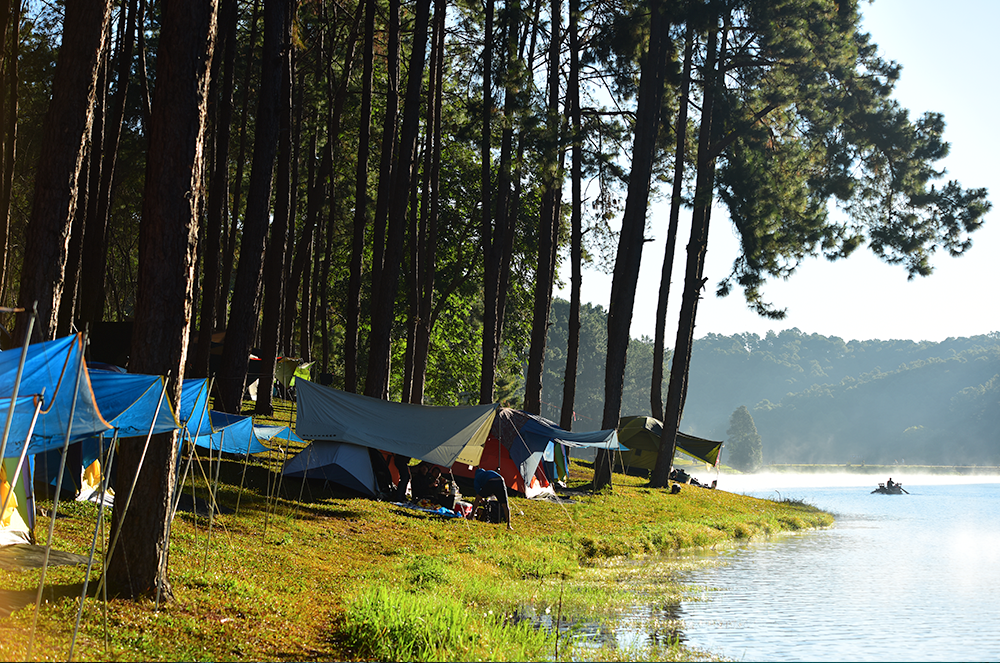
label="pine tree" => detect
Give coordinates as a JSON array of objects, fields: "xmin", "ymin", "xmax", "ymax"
[{"xmin": 726, "ymin": 405, "xmax": 763, "ymax": 472}]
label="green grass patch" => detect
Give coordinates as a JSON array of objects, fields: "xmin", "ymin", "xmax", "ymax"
[{"xmin": 0, "ymin": 398, "xmax": 832, "ymax": 661}]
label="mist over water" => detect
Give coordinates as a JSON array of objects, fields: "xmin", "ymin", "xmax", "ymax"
[{"xmin": 697, "ymin": 471, "xmax": 1000, "ymax": 494}]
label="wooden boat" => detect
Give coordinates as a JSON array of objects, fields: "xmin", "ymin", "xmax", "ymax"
[{"xmin": 871, "ymin": 482, "xmax": 907, "ymax": 494}]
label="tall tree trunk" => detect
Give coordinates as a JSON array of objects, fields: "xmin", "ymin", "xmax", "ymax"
[
  {"xmin": 370, "ymin": 0, "xmax": 400, "ymax": 307},
  {"xmin": 255, "ymin": 19, "xmax": 295, "ymax": 417},
  {"xmin": 62, "ymin": 28, "xmax": 106, "ymax": 336},
  {"xmin": 0, "ymin": 0, "xmax": 20, "ymax": 308},
  {"xmin": 477, "ymin": 0, "xmax": 495, "ymax": 404},
  {"xmin": 650, "ymin": 23, "xmax": 693, "ymax": 420},
  {"xmin": 364, "ymin": 0, "xmax": 431, "ymax": 399},
  {"xmin": 523, "ymin": 0, "xmax": 562, "ymax": 416},
  {"xmin": 409, "ymin": 0, "xmax": 446, "ymax": 405},
  {"xmin": 216, "ymin": 0, "xmax": 289, "ymax": 413},
  {"xmin": 58, "ymin": 142, "xmax": 90, "ymax": 336},
  {"xmin": 650, "ymin": 18, "xmax": 722, "ymax": 489},
  {"xmin": 594, "ymin": 0, "xmax": 670, "ymax": 489},
  {"xmin": 192, "ymin": 0, "xmax": 237, "ymax": 378},
  {"xmin": 220, "ymin": 0, "xmax": 261, "ymax": 332},
  {"xmin": 14, "ymin": 0, "xmax": 110, "ymax": 343},
  {"xmin": 345, "ymin": 0, "xmax": 376, "ymax": 393},
  {"xmin": 284, "ymin": 136, "xmax": 322, "ymax": 355},
  {"xmin": 559, "ymin": 0, "xmax": 581, "ymax": 431},
  {"xmin": 105, "ymin": 0, "xmax": 216, "ymax": 600},
  {"xmin": 79, "ymin": 0, "xmax": 136, "ymax": 327}
]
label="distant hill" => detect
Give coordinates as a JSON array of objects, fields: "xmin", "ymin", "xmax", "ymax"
[{"xmin": 542, "ymin": 299, "xmax": 1000, "ymax": 466}]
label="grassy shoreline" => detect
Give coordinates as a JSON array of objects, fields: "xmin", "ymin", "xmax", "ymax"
[{"xmin": 1, "ymin": 400, "xmax": 834, "ymax": 661}]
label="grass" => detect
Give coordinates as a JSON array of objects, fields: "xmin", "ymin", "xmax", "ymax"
[{"xmin": 0, "ymin": 398, "xmax": 833, "ymax": 661}]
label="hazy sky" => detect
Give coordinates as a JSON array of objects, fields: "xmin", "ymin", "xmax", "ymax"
[{"xmin": 557, "ymin": 0, "xmax": 1000, "ymax": 343}]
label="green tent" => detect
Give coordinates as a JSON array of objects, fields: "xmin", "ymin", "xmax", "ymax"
[{"xmin": 615, "ymin": 415, "xmax": 723, "ymax": 472}]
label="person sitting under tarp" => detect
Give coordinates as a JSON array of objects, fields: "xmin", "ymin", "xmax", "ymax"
[
  {"xmin": 469, "ymin": 468, "xmax": 512, "ymax": 531},
  {"xmin": 410, "ymin": 463, "xmax": 459, "ymax": 509}
]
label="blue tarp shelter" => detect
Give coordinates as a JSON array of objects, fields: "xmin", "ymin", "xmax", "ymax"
[
  {"xmin": 179, "ymin": 378, "xmax": 213, "ymax": 438},
  {"xmin": 193, "ymin": 410, "xmax": 269, "ymax": 456},
  {"xmin": 0, "ymin": 334, "xmax": 112, "ymax": 457}
]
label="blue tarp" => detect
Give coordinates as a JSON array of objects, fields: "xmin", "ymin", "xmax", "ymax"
[
  {"xmin": 87, "ymin": 370, "xmax": 180, "ymax": 438},
  {"xmin": 495, "ymin": 409, "xmax": 623, "ymax": 491},
  {"xmin": 39, "ymin": 369, "xmax": 183, "ymax": 488},
  {"xmin": 193, "ymin": 410, "xmax": 269, "ymax": 455},
  {"xmin": 0, "ymin": 335, "xmax": 112, "ymax": 457},
  {"xmin": 179, "ymin": 378, "xmax": 213, "ymax": 438}
]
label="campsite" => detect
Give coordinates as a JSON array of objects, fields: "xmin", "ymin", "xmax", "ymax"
[{"xmin": 0, "ymin": 334, "xmax": 834, "ymax": 661}]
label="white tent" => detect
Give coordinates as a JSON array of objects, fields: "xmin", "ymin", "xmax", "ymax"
[
  {"xmin": 294, "ymin": 380, "xmax": 498, "ymax": 467},
  {"xmin": 281, "ymin": 441, "xmax": 378, "ymax": 498}
]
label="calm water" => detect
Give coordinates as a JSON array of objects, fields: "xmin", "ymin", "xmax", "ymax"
[{"xmin": 649, "ymin": 474, "xmax": 1000, "ymax": 661}]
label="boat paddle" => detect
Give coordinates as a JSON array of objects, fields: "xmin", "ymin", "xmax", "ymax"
[{"xmin": 900, "ymin": 486, "xmax": 909, "ymax": 494}]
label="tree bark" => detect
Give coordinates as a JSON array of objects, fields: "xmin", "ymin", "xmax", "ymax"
[
  {"xmin": 364, "ymin": 0, "xmax": 431, "ymax": 399},
  {"xmin": 650, "ymin": 18, "xmax": 721, "ymax": 489},
  {"xmin": 523, "ymin": 0, "xmax": 563, "ymax": 416},
  {"xmin": 14, "ymin": 0, "xmax": 110, "ymax": 343},
  {"xmin": 220, "ymin": 0, "xmax": 261, "ymax": 333},
  {"xmin": 595, "ymin": 0, "xmax": 670, "ymax": 489},
  {"xmin": 105, "ymin": 0, "xmax": 216, "ymax": 600},
  {"xmin": 216, "ymin": 0, "xmax": 289, "ymax": 413},
  {"xmin": 192, "ymin": 0, "xmax": 237, "ymax": 378},
  {"xmin": 0, "ymin": 0, "xmax": 19, "ymax": 309},
  {"xmin": 650, "ymin": 23, "xmax": 693, "ymax": 420},
  {"xmin": 345, "ymin": 0, "xmax": 376, "ymax": 393},
  {"xmin": 78, "ymin": 0, "xmax": 137, "ymax": 328},
  {"xmin": 255, "ymin": 16, "xmax": 295, "ymax": 417},
  {"xmin": 408, "ymin": 0, "xmax": 446, "ymax": 404},
  {"xmin": 477, "ymin": 0, "xmax": 495, "ymax": 404},
  {"xmin": 559, "ymin": 0, "xmax": 581, "ymax": 431}
]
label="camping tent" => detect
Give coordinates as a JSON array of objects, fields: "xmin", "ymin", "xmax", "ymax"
[
  {"xmin": 451, "ymin": 408, "xmax": 622, "ymax": 496},
  {"xmin": 294, "ymin": 379, "xmax": 498, "ymax": 468},
  {"xmin": 615, "ymin": 416, "xmax": 723, "ymax": 473},
  {"xmin": 281, "ymin": 441, "xmax": 380, "ymax": 497}
]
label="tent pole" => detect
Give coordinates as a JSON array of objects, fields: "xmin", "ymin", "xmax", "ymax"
[
  {"xmin": 68, "ymin": 428, "xmax": 118, "ymax": 660},
  {"xmin": 0, "ymin": 396, "xmax": 41, "ymax": 534},
  {"xmin": 157, "ymin": 430, "xmax": 195, "ymax": 610},
  {"xmin": 29, "ymin": 333, "xmax": 88, "ymax": 660},
  {"xmin": 0, "ymin": 304, "xmax": 35, "ymax": 464},
  {"xmin": 234, "ymin": 421, "xmax": 260, "ymax": 516},
  {"xmin": 202, "ymin": 429, "xmax": 224, "ymax": 571}
]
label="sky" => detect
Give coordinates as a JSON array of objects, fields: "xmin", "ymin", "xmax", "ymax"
[{"xmin": 557, "ymin": 0, "xmax": 1000, "ymax": 344}]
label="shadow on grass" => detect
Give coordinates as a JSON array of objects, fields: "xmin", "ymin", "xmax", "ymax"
[{"xmin": 0, "ymin": 581, "xmax": 86, "ymax": 618}]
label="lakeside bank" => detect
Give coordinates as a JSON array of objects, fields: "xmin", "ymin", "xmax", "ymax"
[{"xmin": 0, "ymin": 401, "xmax": 833, "ymax": 661}]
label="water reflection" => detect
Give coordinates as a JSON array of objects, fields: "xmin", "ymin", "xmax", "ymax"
[{"xmin": 527, "ymin": 475, "xmax": 1000, "ymax": 662}]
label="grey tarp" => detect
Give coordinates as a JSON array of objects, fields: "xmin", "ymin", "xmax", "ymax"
[{"xmin": 294, "ymin": 380, "xmax": 498, "ymax": 467}]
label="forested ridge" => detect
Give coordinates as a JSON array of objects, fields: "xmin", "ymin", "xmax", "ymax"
[{"xmin": 544, "ymin": 302, "xmax": 1000, "ymax": 466}]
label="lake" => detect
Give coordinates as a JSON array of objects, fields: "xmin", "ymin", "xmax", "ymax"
[{"xmin": 575, "ymin": 473, "xmax": 1000, "ymax": 661}]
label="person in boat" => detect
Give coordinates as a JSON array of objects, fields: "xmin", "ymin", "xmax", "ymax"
[{"xmin": 887, "ymin": 478, "xmax": 895, "ymax": 490}]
